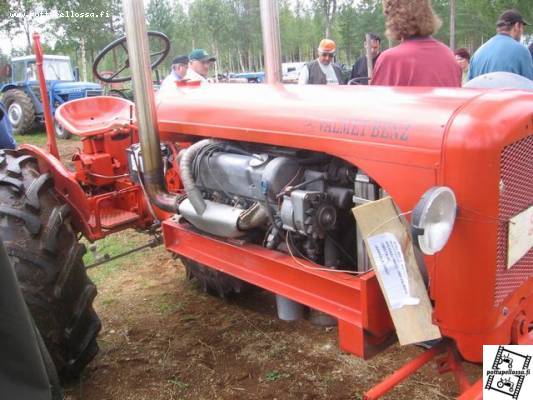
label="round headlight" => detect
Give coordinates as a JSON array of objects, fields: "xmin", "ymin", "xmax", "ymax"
[{"xmin": 411, "ymin": 186, "xmax": 457, "ymax": 255}]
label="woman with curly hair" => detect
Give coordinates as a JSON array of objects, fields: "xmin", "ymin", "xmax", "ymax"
[{"xmin": 372, "ymin": 0, "xmax": 461, "ymax": 87}]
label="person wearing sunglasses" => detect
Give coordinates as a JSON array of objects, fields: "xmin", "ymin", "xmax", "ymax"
[
  {"xmin": 298, "ymin": 39, "xmax": 345, "ymax": 85},
  {"xmin": 184, "ymin": 48, "xmax": 217, "ymax": 83}
]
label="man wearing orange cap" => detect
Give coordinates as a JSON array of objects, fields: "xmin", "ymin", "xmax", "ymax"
[{"xmin": 298, "ymin": 39, "xmax": 345, "ymax": 85}]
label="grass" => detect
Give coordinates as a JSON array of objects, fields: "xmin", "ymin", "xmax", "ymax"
[
  {"xmin": 153, "ymin": 293, "xmax": 184, "ymax": 315},
  {"xmin": 168, "ymin": 378, "xmax": 189, "ymax": 390},
  {"xmin": 84, "ymin": 230, "xmax": 151, "ymax": 285},
  {"xmin": 14, "ymin": 131, "xmax": 49, "ymax": 147},
  {"xmin": 265, "ymin": 370, "xmax": 290, "ymax": 382},
  {"xmin": 14, "ymin": 130, "xmax": 80, "ymax": 148}
]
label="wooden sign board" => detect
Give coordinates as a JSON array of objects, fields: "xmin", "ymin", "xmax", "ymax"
[{"xmin": 352, "ymin": 197, "xmax": 441, "ymax": 345}]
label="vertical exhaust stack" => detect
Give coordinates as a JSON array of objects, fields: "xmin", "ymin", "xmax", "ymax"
[
  {"xmin": 260, "ymin": 0, "xmax": 307, "ymax": 322},
  {"xmin": 122, "ymin": 0, "xmax": 177, "ymax": 212},
  {"xmin": 260, "ymin": 0, "xmax": 282, "ymax": 84}
]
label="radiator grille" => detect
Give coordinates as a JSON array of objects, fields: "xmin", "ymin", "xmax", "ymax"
[
  {"xmin": 495, "ymin": 135, "xmax": 533, "ymax": 306},
  {"xmin": 86, "ymin": 89, "xmax": 102, "ymax": 97}
]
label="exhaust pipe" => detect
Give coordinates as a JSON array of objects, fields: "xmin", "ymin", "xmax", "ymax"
[
  {"xmin": 122, "ymin": 0, "xmax": 177, "ymax": 212},
  {"xmin": 260, "ymin": 0, "xmax": 282, "ymax": 84}
]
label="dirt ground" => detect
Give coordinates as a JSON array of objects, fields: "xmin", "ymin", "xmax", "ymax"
[{"xmin": 24, "ymin": 135, "xmax": 482, "ymax": 399}]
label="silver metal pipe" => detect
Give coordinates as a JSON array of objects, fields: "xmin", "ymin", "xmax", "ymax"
[
  {"xmin": 179, "ymin": 139, "xmax": 214, "ymax": 215},
  {"xmin": 122, "ymin": 0, "xmax": 177, "ymax": 212},
  {"xmin": 260, "ymin": 0, "xmax": 282, "ymax": 84},
  {"xmin": 365, "ymin": 33, "xmax": 374, "ymax": 82}
]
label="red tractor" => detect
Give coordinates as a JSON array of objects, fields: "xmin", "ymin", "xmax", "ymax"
[{"xmin": 1, "ymin": 1, "xmax": 531, "ymax": 398}]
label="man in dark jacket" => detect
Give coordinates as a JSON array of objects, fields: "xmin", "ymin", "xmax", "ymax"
[
  {"xmin": 298, "ymin": 39, "xmax": 345, "ymax": 85},
  {"xmin": 350, "ymin": 33, "xmax": 382, "ymax": 85}
]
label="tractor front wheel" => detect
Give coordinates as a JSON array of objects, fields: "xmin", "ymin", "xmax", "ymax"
[
  {"xmin": 0, "ymin": 149, "xmax": 101, "ymax": 380},
  {"xmin": 3, "ymin": 89, "xmax": 35, "ymax": 135},
  {"xmin": 54, "ymin": 119, "xmax": 72, "ymax": 140}
]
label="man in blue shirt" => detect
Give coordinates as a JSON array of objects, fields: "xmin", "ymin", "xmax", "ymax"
[
  {"xmin": 468, "ymin": 10, "xmax": 533, "ymax": 81},
  {"xmin": 160, "ymin": 55, "xmax": 189, "ymax": 90}
]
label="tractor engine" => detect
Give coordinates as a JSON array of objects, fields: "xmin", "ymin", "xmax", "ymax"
[{"xmin": 174, "ymin": 139, "xmax": 376, "ymax": 271}]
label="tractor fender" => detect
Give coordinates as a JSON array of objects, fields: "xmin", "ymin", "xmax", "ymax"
[{"xmin": 18, "ymin": 144, "xmax": 97, "ymax": 240}]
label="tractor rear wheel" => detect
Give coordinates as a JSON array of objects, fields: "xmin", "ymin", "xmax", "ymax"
[
  {"xmin": 181, "ymin": 257, "xmax": 256, "ymax": 298},
  {"xmin": 3, "ymin": 89, "xmax": 35, "ymax": 135},
  {"xmin": 0, "ymin": 149, "xmax": 101, "ymax": 380}
]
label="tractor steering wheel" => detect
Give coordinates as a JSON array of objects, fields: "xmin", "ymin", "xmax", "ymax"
[{"xmin": 93, "ymin": 31, "xmax": 170, "ymax": 83}]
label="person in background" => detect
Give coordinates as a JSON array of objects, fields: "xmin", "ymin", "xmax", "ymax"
[
  {"xmin": 528, "ymin": 42, "xmax": 533, "ymax": 61},
  {"xmin": 372, "ymin": 0, "xmax": 461, "ymax": 87},
  {"xmin": 350, "ymin": 33, "xmax": 382, "ymax": 85},
  {"xmin": 0, "ymin": 101, "xmax": 16, "ymax": 149},
  {"xmin": 454, "ymin": 48, "xmax": 471, "ymax": 84},
  {"xmin": 298, "ymin": 39, "xmax": 345, "ymax": 85},
  {"xmin": 185, "ymin": 49, "xmax": 216, "ymax": 83},
  {"xmin": 160, "ymin": 55, "xmax": 189, "ymax": 90},
  {"xmin": 468, "ymin": 10, "xmax": 533, "ymax": 80}
]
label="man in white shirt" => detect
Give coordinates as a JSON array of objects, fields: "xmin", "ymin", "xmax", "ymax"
[
  {"xmin": 184, "ymin": 49, "xmax": 216, "ymax": 83},
  {"xmin": 298, "ymin": 39, "xmax": 345, "ymax": 85},
  {"xmin": 160, "ymin": 55, "xmax": 189, "ymax": 90}
]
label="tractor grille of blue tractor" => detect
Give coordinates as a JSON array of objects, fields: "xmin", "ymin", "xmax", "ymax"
[
  {"xmin": 59, "ymin": 89, "xmax": 102, "ymax": 102},
  {"xmin": 67, "ymin": 92, "xmax": 84, "ymax": 100},
  {"xmin": 86, "ymin": 90, "xmax": 102, "ymax": 97}
]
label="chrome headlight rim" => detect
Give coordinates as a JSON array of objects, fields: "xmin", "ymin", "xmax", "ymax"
[{"xmin": 411, "ymin": 186, "xmax": 457, "ymax": 256}]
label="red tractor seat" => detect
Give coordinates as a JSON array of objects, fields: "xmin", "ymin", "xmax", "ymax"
[{"xmin": 55, "ymin": 96, "xmax": 135, "ymax": 137}]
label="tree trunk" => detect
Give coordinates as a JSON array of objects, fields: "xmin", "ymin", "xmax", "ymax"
[
  {"xmin": 237, "ymin": 48, "xmax": 245, "ymax": 72},
  {"xmin": 80, "ymin": 38, "xmax": 87, "ymax": 82},
  {"xmin": 248, "ymin": 48, "xmax": 253, "ymax": 71},
  {"xmin": 450, "ymin": 0, "xmax": 456, "ymax": 50}
]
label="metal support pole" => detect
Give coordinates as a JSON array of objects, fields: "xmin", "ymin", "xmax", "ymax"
[
  {"xmin": 32, "ymin": 33, "xmax": 59, "ymax": 160},
  {"xmin": 259, "ymin": 0, "xmax": 282, "ymax": 84},
  {"xmin": 365, "ymin": 33, "xmax": 374, "ymax": 82},
  {"xmin": 122, "ymin": 0, "xmax": 177, "ymax": 212}
]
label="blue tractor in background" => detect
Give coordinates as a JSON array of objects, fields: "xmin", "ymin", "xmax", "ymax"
[{"xmin": 0, "ymin": 55, "xmax": 102, "ymax": 139}]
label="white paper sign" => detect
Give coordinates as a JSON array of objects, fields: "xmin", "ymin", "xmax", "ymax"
[
  {"xmin": 367, "ymin": 232, "xmax": 420, "ymax": 309},
  {"xmin": 508, "ymin": 205, "xmax": 533, "ymax": 269}
]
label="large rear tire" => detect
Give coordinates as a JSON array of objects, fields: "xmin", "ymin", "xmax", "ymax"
[
  {"xmin": 3, "ymin": 89, "xmax": 35, "ymax": 135},
  {"xmin": 0, "ymin": 149, "xmax": 101, "ymax": 380}
]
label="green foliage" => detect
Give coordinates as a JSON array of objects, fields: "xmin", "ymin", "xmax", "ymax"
[
  {"xmin": 13, "ymin": 131, "xmax": 50, "ymax": 147},
  {"xmin": 1, "ymin": 0, "xmax": 45, "ymax": 53}
]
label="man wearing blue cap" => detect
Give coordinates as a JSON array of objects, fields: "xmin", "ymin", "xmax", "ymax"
[
  {"xmin": 185, "ymin": 48, "xmax": 216, "ymax": 82},
  {"xmin": 160, "ymin": 55, "xmax": 189, "ymax": 90}
]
